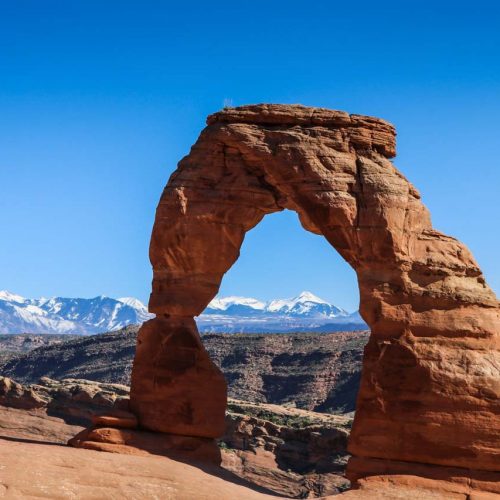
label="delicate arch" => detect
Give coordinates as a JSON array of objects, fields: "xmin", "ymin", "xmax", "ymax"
[{"xmin": 130, "ymin": 105, "xmax": 499, "ymax": 481}]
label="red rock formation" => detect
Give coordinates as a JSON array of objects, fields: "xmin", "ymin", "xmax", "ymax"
[
  {"xmin": 130, "ymin": 316, "xmax": 227, "ymax": 437},
  {"xmin": 100, "ymin": 104, "xmax": 500, "ymax": 485},
  {"xmin": 70, "ymin": 425, "xmax": 222, "ymax": 463},
  {"xmin": 3, "ymin": 378, "xmax": 498, "ymax": 498}
]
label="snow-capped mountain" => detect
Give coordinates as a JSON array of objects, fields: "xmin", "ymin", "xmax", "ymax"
[
  {"xmin": 197, "ymin": 291, "xmax": 366, "ymax": 333},
  {"xmin": 0, "ymin": 290, "xmax": 366, "ymax": 335},
  {"xmin": 266, "ymin": 291, "xmax": 346, "ymax": 317},
  {"xmin": 0, "ymin": 291, "xmax": 152, "ymax": 335}
]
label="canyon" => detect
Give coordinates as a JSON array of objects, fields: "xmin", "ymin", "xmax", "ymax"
[{"xmin": 0, "ymin": 327, "xmax": 368, "ymax": 414}]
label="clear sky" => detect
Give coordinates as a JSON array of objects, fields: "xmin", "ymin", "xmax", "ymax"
[{"xmin": 0, "ymin": 1, "xmax": 499, "ymax": 311}]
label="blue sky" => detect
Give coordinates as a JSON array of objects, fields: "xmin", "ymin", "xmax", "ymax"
[{"xmin": 0, "ymin": 1, "xmax": 499, "ymax": 311}]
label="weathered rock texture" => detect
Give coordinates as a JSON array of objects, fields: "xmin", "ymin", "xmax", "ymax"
[
  {"xmin": 131, "ymin": 317, "xmax": 227, "ymax": 437},
  {"xmin": 0, "ymin": 375, "xmax": 130, "ymax": 424},
  {"xmin": 0, "ymin": 376, "xmax": 354, "ymax": 498},
  {"xmin": 129, "ymin": 104, "xmax": 500, "ymax": 484},
  {"xmin": 222, "ymin": 399, "xmax": 352, "ymax": 497},
  {"xmin": 2, "ymin": 376, "xmax": 499, "ymax": 498},
  {"xmin": 0, "ymin": 438, "xmax": 281, "ymax": 500},
  {"xmin": 6, "ymin": 437, "xmax": 498, "ymax": 500}
]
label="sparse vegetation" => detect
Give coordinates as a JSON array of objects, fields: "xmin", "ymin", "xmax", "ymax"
[
  {"xmin": 226, "ymin": 400, "xmax": 352, "ymax": 429},
  {"xmin": 217, "ymin": 440, "xmax": 234, "ymax": 452}
]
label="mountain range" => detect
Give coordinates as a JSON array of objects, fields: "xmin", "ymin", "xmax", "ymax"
[
  {"xmin": 0, "ymin": 290, "xmax": 366, "ymax": 334},
  {"xmin": 198, "ymin": 291, "xmax": 366, "ymax": 333},
  {"xmin": 0, "ymin": 291, "xmax": 151, "ymax": 335}
]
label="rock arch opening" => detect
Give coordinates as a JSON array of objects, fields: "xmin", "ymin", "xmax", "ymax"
[
  {"xmin": 197, "ymin": 208, "xmax": 362, "ymax": 329},
  {"xmin": 196, "ymin": 208, "xmax": 366, "ymax": 415},
  {"xmin": 76, "ymin": 105, "xmax": 499, "ymax": 486}
]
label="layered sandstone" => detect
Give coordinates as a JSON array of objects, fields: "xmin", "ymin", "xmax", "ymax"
[
  {"xmin": 222, "ymin": 399, "xmax": 352, "ymax": 497},
  {"xmin": 130, "ymin": 317, "xmax": 226, "ymax": 437},
  {"xmin": 0, "ymin": 438, "xmax": 279, "ymax": 500},
  {"xmin": 125, "ymin": 103, "xmax": 499, "ymax": 486}
]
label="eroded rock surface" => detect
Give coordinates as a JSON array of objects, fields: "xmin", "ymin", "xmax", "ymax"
[
  {"xmin": 1, "ymin": 380, "xmax": 497, "ymax": 498},
  {"xmin": 0, "ymin": 375, "xmax": 130, "ymax": 425},
  {"xmin": 130, "ymin": 316, "xmax": 227, "ymax": 437},
  {"xmin": 8, "ymin": 376, "xmax": 498, "ymax": 497},
  {"xmin": 132, "ymin": 103, "xmax": 499, "ymax": 484},
  {"xmin": 5, "ymin": 437, "xmax": 496, "ymax": 500},
  {"xmin": 0, "ymin": 377, "xmax": 354, "ymax": 498},
  {"xmin": 222, "ymin": 399, "xmax": 352, "ymax": 497},
  {"xmin": 0, "ymin": 438, "xmax": 280, "ymax": 500}
]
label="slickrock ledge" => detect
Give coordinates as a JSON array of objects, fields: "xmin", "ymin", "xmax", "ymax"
[
  {"xmin": 1, "ymin": 438, "xmax": 498, "ymax": 499},
  {"xmin": 0, "ymin": 376, "xmax": 354, "ymax": 497},
  {"xmin": 1, "ymin": 378, "xmax": 498, "ymax": 498}
]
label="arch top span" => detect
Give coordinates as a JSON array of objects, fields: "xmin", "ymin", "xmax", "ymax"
[
  {"xmin": 206, "ymin": 103, "xmax": 396, "ymax": 158},
  {"xmin": 148, "ymin": 104, "xmax": 402, "ymax": 317},
  {"xmin": 128, "ymin": 104, "xmax": 499, "ymax": 484}
]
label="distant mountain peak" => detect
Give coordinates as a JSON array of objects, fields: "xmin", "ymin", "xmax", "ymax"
[
  {"xmin": 267, "ymin": 291, "xmax": 332, "ymax": 313},
  {"xmin": 0, "ymin": 289, "xmax": 365, "ymax": 335},
  {"xmin": 118, "ymin": 297, "xmax": 148, "ymax": 311},
  {"xmin": 0, "ymin": 290, "xmax": 26, "ymax": 304},
  {"xmin": 207, "ymin": 296, "xmax": 266, "ymax": 311},
  {"xmin": 0, "ymin": 291, "xmax": 153, "ymax": 335},
  {"xmin": 295, "ymin": 291, "xmax": 328, "ymax": 303},
  {"xmin": 208, "ymin": 291, "xmax": 334, "ymax": 311},
  {"xmin": 199, "ymin": 291, "xmax": 363, "ymax": 333}
]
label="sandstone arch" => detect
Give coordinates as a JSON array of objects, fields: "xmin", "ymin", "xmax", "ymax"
[{"xmin": 130, "ymin": 105, "xmax": 499, "ymax": 483}]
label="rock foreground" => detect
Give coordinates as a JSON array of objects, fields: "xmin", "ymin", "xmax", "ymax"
[
  {"xmin": 129, "ymin": 103, "xmax": 499, "ymax": 487},
  {"xmin": 0, "ymin": 439, "xmax": 278, "ymax": 500},
  {"xmin": 0, "ymin": 376, "xmax": 353, "ymax": 497},
  {"xmin": 1, "ymin": 377, "xmax": 497, "ymax": 499},
  {"xmin": 4, "ymin": 439, "xmax": 497, "ymax": 500}
]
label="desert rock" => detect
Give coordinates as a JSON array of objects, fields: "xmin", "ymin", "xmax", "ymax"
[
  {"xmin": 131, "ymin": 103, "xmax": 499, "ymax": 484},
  {"xmin": 1, "ymin": 432, "xmax": 498, "ymax": 499},
  {"xmin": 130, "ymin": 316, "xmax": 227, "ymax": 437},
  {"xmin": 0, "ymin": 377, "xmax": 355, "ymax": 498},
  {"xmin": 91, "ymin": 410, "xmax": 138, "ymax": 429}
]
